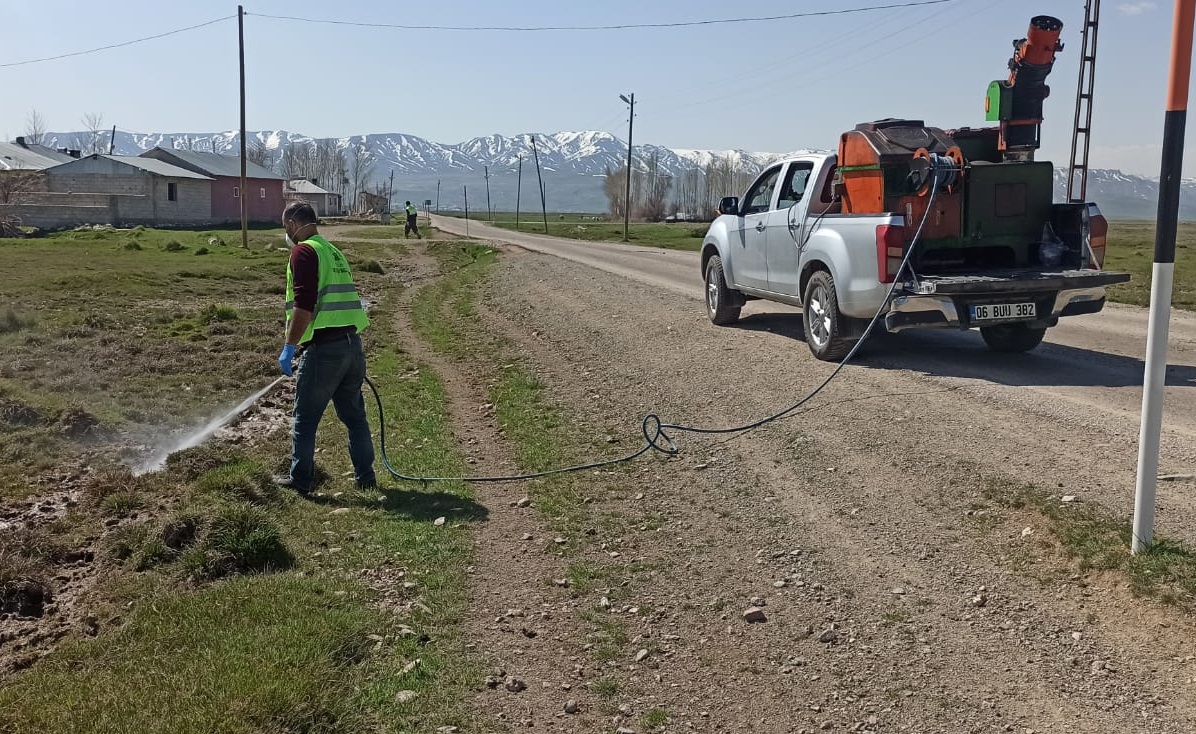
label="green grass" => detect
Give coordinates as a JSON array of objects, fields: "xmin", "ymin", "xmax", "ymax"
[
  {"xmin": 193, "ymin": 460, "xmax": 280, "ymax": 505},
  {"xmin": 502, "ymin": 218, "xmax": 706, "ymax": 251},
  {"xmin": 643, "ymin": 708, "xmax": 670, "ymax": 728},
  {"xmin": 410, "ymin": 243, "xmax": 500, "ymax": 358},
  {"xmin": 982, "ymin": 477, "xmax": 1196, "ymax": 606},
  {"xmin": 593, "ymin": 678, "xmax": 621, "ymax": 698},
  {"xmin": 0, "ymin": 228, "xmax": 489, "ymax": 733},
  {"xmin": 1104, "ymin": 221, "xmax": 1196, "ymax": 309},
  {"xmin": 0, "ymin": 574, "xmax": 378, "ymax": 734}
]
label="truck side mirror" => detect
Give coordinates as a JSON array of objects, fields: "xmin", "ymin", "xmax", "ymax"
[{"xmin": 718, "ymin": 197, "xmax": 739, "ymax": 216}]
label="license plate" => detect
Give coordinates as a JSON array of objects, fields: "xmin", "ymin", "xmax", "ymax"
[{"xmin": 970, "ymin": 302, "xmax": 1036, "ymax": 322}]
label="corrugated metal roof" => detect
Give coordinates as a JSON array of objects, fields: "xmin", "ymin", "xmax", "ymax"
[
  {"xmin": 144, "ymin": 148, "xmax": 284, "ymax": 180},
  {"xmin": 0, "ymin": 141, "xmax": 70, "ymax": 171},
  {"xmin": 286, "ymin": 179, "xmax": 334, "ymax": 195},
  {"xmin": 44, "ymin": 155, "xmax": 214, "ymax": 179},
  {"xmin": 107, "ymin": 156, "xmax": 215, "ymax": 179}
]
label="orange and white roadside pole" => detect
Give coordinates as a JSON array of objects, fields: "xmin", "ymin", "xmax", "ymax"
[{"xmin": 1132, "ymin": 0, "xmax": 1196, "ymax": 554}]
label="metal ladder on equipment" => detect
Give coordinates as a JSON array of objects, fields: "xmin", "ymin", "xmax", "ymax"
[{"xmin": 1066, "ymin": 0, "xmax": 1101, "ymax": 203}]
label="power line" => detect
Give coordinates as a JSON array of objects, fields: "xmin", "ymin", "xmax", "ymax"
[
  {"xmin": 0, "ymin": 15, "xmax": 234, "ymax": 69},
  {"xmin": 662, "ymin": 0, "xmax": 994, "ymax": 114},
  {"xmin": 247, "ymin": 1, "xmax": 956, "ymax": 33}
]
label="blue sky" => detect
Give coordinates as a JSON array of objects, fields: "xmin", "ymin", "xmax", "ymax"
[{"xmin": 0, "ymin": 0, "xmax": 1182, "ymax": 176}]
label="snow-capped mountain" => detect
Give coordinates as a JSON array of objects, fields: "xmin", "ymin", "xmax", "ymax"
[
  {"xmin": 37, "ymin": 128, "xmax": 1191, "ymax": 218},
  {"xmin": 42, "ymin": 129, "xmax": 801, "ymax": 178}
]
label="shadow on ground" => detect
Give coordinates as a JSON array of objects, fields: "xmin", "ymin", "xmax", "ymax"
[
  {"xmin": 730, "ymin": 312, "xmax": 1196, "ymax": 389},
  {"xmin": 305, "ymin": 486, "xmax": 490, "ymax": 522}
]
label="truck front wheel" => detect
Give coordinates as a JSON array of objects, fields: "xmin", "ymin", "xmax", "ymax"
[
  {"xmin": 705, "ymin": 255, "xmax": 741, "ymax": 325},
  {"xmin": 802, "ymin": 270, "xmax": 854, "ymax": 362},
  {"xmin": 979, "ymin": 323, "xmax": 1047, "ymax": 353}
]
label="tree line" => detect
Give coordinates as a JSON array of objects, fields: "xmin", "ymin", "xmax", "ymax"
[{"xmin": 603, "ymin": 151, "xmax": 768, "ymax": 222}]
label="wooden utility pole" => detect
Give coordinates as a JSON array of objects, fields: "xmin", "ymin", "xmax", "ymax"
[
  {"xmin": 108, "ymin": 125, "xmax": 116, "ymax": 155},
  {"xmin": 388, "ymin": 169, "xmax": 395, "ymax": 214},
  {"xmin": 436, "ymin": 179, "xmax": 441, "ymax": 214},
  {"xmin": 238, "ymin": 5, "xmax": 248, "ymax": 248},
  {"xmin": 464, "ymin": 185, "xmax": 470, "ymax": 238},
  {"xmin": 484, "ymin": 165, "xmax": 492, "ymax": 221},
  {"xmin": 515, "ymin": 155, "xmax": 522, "ymax": 230},
  {"xmin": 531, "ymin": 135, "xmax": 548, "ymax": 234},
  {"xmin": 620, "ymin": 93, "xmax": 635, "ymax": 242}
]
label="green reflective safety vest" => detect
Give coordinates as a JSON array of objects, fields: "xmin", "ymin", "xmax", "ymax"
[
  {"xmin": 405, "ymin": 204, "xmax": 417, "ymax": 217},
  {"xmin": 284, "ymin": 235, "xmax": 369, "ymax": 344}
]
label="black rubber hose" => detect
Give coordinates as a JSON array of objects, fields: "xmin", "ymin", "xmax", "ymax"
[{"xmin": 368, "ymin": 164, "xmax": 946, "ymax": 484}]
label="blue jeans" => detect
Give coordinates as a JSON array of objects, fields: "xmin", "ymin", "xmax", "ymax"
[{"xmin": 290, "ymin": 333, "xmax": 376, "ymax": 489}]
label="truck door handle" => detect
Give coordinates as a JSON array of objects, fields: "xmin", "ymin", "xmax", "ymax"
[{"xmin": 755, "ymin": 221, "xmax": 767, "ymax": 232}]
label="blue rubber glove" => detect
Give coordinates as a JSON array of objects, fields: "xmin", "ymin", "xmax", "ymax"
[{"xmin": 278, "ymin": 343, "xmax": 298, "ymax": 376}]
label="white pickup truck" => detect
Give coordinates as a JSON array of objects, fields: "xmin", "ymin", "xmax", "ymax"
[{"xmin": 700, "ymin": 149, "xmax": 1131, "ymax": 361}]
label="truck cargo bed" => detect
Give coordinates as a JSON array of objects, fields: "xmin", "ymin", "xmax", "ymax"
[{"xmin": 908, "ymin": 269, "xmax": 1131, "ymax": 295}]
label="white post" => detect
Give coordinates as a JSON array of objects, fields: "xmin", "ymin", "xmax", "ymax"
[
  {"xmin": 1131, "ymin": 0, "xmax": 1195, "ymax": 554},
  {"xmin": 1132, "ymin": 263, "xmax": 1175, "ymax": 553}
]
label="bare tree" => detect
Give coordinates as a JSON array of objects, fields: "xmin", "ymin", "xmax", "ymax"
[
  {"xmin": 602, "ymin": 164, "xmax": 627, "ymax": 220},
  {"xmin": 315, "ymin": 139, "xmax": 347, "ymax": 193},
  {"xmin": 22, "ymin": 110, "xmax": 46, "ymax": 146},
  {"xmin": 348, "ymin": 140, "xmax": 375, "ymax": 211},
  {"xmin": 247, "ymin": 137, "xmax": 273, "ymax": 168},
  {"xmin": 77, "ymin": 112, "xmax": 106, "ymax": 155},
  {"xmin": 672, "ymin": 167, "xmax": 706, "ymax": 220},
  {"xmin": 637, "ymin": 152, "xmax": 672, "ymax": 222},
  {"xmin": 0, "ymin": 172, "xmax": 44, "ymax": 204},
  {"xmin": 280, "ymin": 141, "xmax": 311, "ymax": 180}
]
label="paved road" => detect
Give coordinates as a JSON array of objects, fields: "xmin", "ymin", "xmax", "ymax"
[{"xmin": 432, "ymin": 213, "xmax": 1196, "ymax": 528}]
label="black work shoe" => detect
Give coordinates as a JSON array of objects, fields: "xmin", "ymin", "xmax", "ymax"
[
  {"xmin": 355, "ymin": 478, "xmax": 378, "ymax": 491},
  {"xmin": 274, "ymin": 474, "xmax": 312, "ymax": 495}
]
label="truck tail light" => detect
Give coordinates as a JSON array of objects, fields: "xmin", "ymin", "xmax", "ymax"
[
  {"xmin": 1087, "ymin": 211, "xmax": 1107, "ymax": 269},
  {"xmin": 876, "ymin": 224, "xmax": 905, "ymax": 283}
]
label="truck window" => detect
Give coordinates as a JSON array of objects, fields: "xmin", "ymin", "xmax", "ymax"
[
  {"xmin": 777, "ymin": 162, "xmax": 814, "ymax": 210},
  {"xmin": 742, "ymin": 165, "xmax": 782, "ymax": 215},
  {"xmin": 820, "ymin": 164, "xmax": 838, "ymax": 203}
]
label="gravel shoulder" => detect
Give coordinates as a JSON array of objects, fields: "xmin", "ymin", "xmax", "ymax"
[{"xmin": 413, "ymin": 226, "xmax": 1196, "ymax": 732}]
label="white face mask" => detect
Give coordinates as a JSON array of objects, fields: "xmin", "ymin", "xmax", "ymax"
[{"xmin": 284, "ymin": 233, "xmax": 295, "ymax": 248}]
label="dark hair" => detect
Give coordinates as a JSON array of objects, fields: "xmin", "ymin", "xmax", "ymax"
[{"xmin": 283, "ymin": 200, "xmax": 317, "ymax": 225}]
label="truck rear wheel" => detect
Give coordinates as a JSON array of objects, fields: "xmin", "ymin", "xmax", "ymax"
[
  {"xmin": 803, "ymin": 270, "xmax": 855, "ymax": 362},
  {"xmin": 979, "ymin": 323, "xmax": 1047, "ymax": 353},
  {"xmin": 705, "ymin": 255, "xmax": 741, "ymax": 325}
]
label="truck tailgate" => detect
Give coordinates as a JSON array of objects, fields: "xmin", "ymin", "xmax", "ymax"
[{"xmin": 910, "ymin": 269, "xmax": 1130, "ymax": 295}]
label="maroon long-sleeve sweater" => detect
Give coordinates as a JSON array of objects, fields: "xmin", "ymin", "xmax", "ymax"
[{"xmin": 289, "ymin": 243, "xmax": 320, "ymax": 312}]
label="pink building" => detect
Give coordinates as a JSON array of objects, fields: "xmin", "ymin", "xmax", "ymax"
[{"xmin": 140, "ymin": 147, "xmax": 285, "ymax": 224}]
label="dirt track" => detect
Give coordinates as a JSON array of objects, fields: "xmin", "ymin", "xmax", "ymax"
[
  {"xmin": 423, "ymin": 215, "xmax": 1196, "ymax": 732},
  {"xmin": 431, "ymin": 215, "xmax": 1196, "ymax": 538}
]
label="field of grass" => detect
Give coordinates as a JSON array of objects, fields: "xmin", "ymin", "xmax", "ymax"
[
  {"xmin": 0, "ymin": 226, "xmax": 488, "ymax": 733},
  {"xmin": 1104, "ymin": 221, "xmax": 1196, "ymax": 309},
  {"xmin": 440, "ymin": 210, "xmax": 709, "ymax": 251}
]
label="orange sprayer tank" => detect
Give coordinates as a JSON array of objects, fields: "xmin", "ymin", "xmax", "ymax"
[
  {"xmin": 836, "ymin": 119, "xmax": 964, "ymax": 241},
  {"xmin": 1009, "ymin": 15, "xmax": 1063, "ymax": 81}
]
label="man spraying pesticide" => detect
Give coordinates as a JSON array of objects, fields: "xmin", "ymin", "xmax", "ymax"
[{"xmin": 274, "ymin": 201, "xmax": 377, "ymax": 494}]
